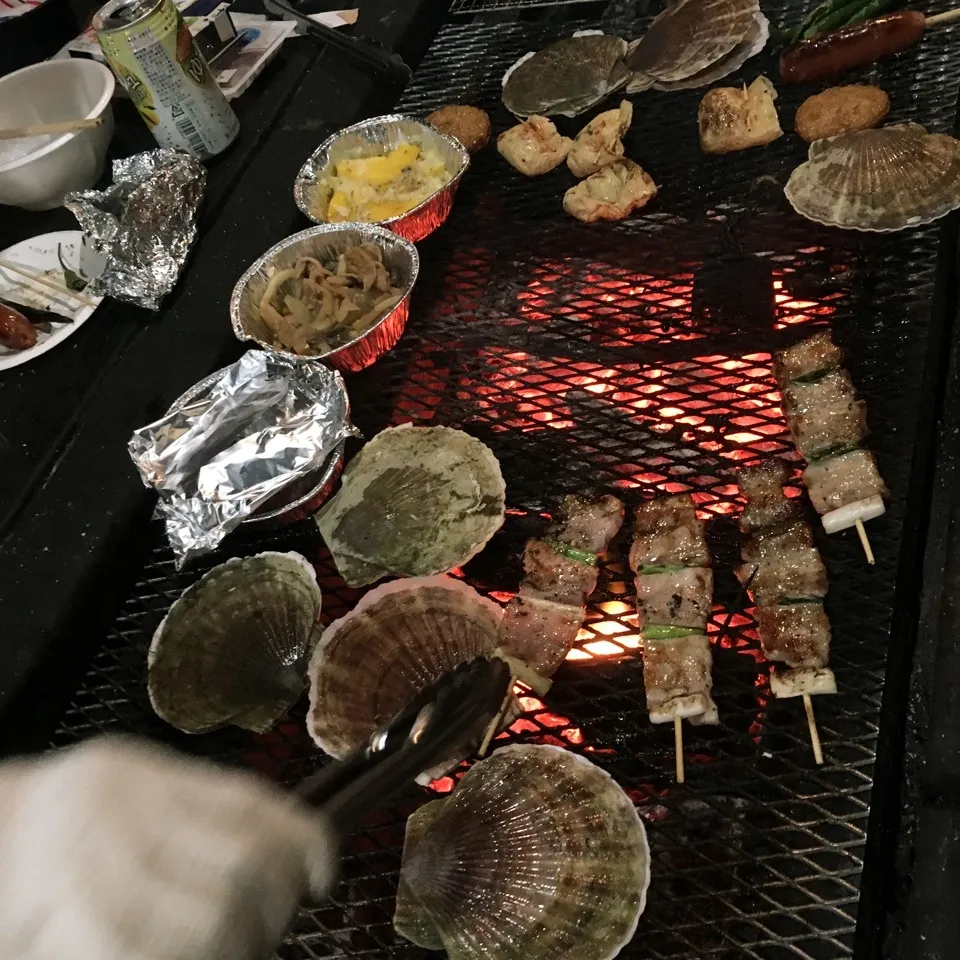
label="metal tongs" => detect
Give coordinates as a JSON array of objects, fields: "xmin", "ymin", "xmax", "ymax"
[
  {"xmin": 297, "ymin": 657, "xmax": 511, "ymax": 833},
  {"xmin": 263, "ymin": 0, "xmax": 412, "ymax": 82}
]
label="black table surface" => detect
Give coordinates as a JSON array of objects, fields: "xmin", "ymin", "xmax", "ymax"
[{"xmin": 0, "ymin": 0, "xmax": 447, "ymax": 723}]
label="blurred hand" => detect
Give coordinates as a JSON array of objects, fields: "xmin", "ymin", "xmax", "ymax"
[{"xmin": 0, "ymin": 735, "xmax": 335, "ymax": 960}]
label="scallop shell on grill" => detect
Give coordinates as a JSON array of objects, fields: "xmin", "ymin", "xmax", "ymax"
[
  {"xmin": 393, "ymin": 744, "xmax": 651, "ymax": 960},
  {"xmin": 502, "ymin": 34, "xmax": 631, "ymax": 119},
  {"xmin": 626, "ymin": 0, "xmax": 760, "ymax": 84},
  {"xmin": 784, "ymin": 123, "xmax": 960, "ymax": 232},
  {"xmin": 148, "ymin": 551, "xmax": 322, "ymax": 734},
  {"xmin": 306, "ymin": 576, "xmax": 503, "ymax": 758},
  {"xmin": 314, "ymin": 424, "xmax": 506, "ymax": 588}
]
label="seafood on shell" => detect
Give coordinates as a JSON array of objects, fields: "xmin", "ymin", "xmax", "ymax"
[
  {"xmin": 627, "ymin": 0, "xmax": 763, "ymax": 87},
  {"xmin": 314, "ymin": 424, "xmax": 506, "ymax": 587},
  {"xmin": 502, "ymin": 34, "xmax": 631, "ymax": 119},
  {"xmin": 394, "ymin": 744, "xmax": 651, "ymax": 960},
  {"xmin": 563, "ymin": 158, "xmax": 658, "ymax": 222},
  {"xmin": 784, "ymin": 123, "xmax": 960, "ymax": 232},
  {"xmin": 568, "ymin": 100, "xmax": 633, "ymax": 178},
  {"xmin": 148, "ymin": 552, "xmax": 322, "ymax": 734},
  {"xmin": 306, "ymin": 576, "xmax": 504, "ymax": 760}
]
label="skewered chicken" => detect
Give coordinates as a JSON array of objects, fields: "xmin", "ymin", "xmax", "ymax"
[
  {"xmin": 498, "ymin": 116, "xmax": 573, "ymax": 175},
  {"xmin": 499, "ymin": 494, "xmax": 625, "ymax": 676},
  {"xmin": 773, "ymin": 331, "xmax": 888, "ymax": 535},
  {"xmin": 631, "ymin": 494, "xmax": 717, "ymax": 725}
]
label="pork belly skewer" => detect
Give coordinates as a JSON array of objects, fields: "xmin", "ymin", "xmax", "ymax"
[
  {"xmin": 737, "ymin": 461, "xmax": 835, "ymax": 764},
  {"xmin": 498, "ymin": 494, "xmax": 625, "ymax": 679},
  {"xmin": 629, "ymin": 494, "xmax": 717, "ymax": 783},
  {"xmin": 773, "ymin": 331, "xmax": 888, "ymax": 564}
]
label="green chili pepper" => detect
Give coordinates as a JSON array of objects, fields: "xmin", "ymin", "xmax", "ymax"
[
  {"xmin": 542, "ymin": 539, "xmax": 598, "ymax": 566},
  {"xmin": 788, "ymin": 0, "xmax": 839, "ymax": 44},
  {"xmin": 802, "ymin": 0, "xmax": 867, "ymax": 37},
  {"xmin": 838, "ymin": 0, "xmax": 899, "ymax": 28},
  {"xmin": 642, "ymin": 625, "xmax": 706, "ymax": 641}
]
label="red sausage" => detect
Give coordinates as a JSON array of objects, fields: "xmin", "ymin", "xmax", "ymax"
[
  {"xmin": 780, "ymin": 11, "xmax": 926, "ymax": 84},
  {"xmin": 0, "ymin": 303, "xmax": 37, "ymax": 351}
]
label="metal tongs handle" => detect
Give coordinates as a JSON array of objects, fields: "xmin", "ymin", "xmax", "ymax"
[
  {"xmin": 297, "ymin": 657, "xmax": 511, "ymax": 833},
  {"xmin": 263, "ymin": 0, "xmax": 412, "ymax": 81}
]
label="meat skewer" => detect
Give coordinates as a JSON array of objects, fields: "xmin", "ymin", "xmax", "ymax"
[
  {"xmin": 498, "ymin": 494, "xmax": 625, "ymax": 677},
  {"xmin": 629, "ymin": 494, "xmax": 717, "ymax": 783},
  {"xmin": 736, "ymin": 461, "xmax": 836, "ymax": 763},
  {"xmin": 772, "ymin": 331, "xmax": 888, "ymax": 564}
]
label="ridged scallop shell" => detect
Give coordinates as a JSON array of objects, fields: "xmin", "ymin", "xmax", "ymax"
[
  {"xmin": 314, "ymin": 424, "xmax": 506, "ymax": 588},
  {"xmin": 394, "ymin": 744, "xmax": 651, "ymax": 960},
  {"xmin": 306, "ymin": 576, "xmax": 503, "ymax": 758},
  {"xmin": 626, "ymin": 0, "xmax": 759, "ymax": 83},
  {"xmin": 784, "ymin": 123, "xmax": 960, "ymax": 232},
  {"xmin": 502, "ymin": 35, "xmax": 631, "ymax": 119},
  {"xmin": 148, "ymin": 551, "xmax": 322, "ymax": 734},
  {"xmin": 653, "ymin": 11, "xmax": 769, "ymax": 91}
]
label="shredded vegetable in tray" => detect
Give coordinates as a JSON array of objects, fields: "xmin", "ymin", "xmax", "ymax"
[{"xmin": 257, "ymin": 243, "xmax": 403, "ymax": 356}]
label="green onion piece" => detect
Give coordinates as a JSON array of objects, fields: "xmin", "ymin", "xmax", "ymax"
[
  {"xmin": 809, "ymin": 442, "xmax": 860, "ymax": 462},
  {"xmin": 790, "ymin": 367, "xmax": 838, "ymax": 384},
  {"xmin": 780, "ymin": 598, "xmax": 822, "ymax": 605},
  {"xmin": 637, "ymin": 563, "xmax": 688, "ymax": 575},
  {"xmin": 542, "ymin": 539, "xmax": 597, "ymax": 566},
  {"xmin": 642, "ymin": 624, "xmax": 706, "ymax": 641}
]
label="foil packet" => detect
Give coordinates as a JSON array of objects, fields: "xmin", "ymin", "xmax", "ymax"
[
  {"xmin": 64, "ymin": 149, "xmax": 207, "ymax": 311},
  {"xmin": 129, "ymin": 350, "xmax": 358, "ymax": 566}
]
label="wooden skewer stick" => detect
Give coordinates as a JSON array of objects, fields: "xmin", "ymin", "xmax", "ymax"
[
  {"xmin": 478, "ymin": 676, "xmax": 517, "ymax": 758},
  {"xmin": 803, "ymin": 694, "xmax": 824, "ymax": 765},
  {"xmin": 855, "ymin": 518, "xmax": 875, "ymax": 565},
  {"xmin": 674, "ymin": 716, "xmax": 685, "ymax": 783},
  {"xmin": 926, "ymin": 7, "xmax": 960, "ymax": 26},
  {"xmin": 0, "ymin": 260, "xmax": 96, "ymax": 308},
  {"xmin": 0, "ymin": 117, "xmax": 103, "ymax": 141}
]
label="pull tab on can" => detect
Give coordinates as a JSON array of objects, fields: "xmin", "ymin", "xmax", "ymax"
[{"xmin": 93, "ymin": 0, "xmax": 240, "ymax": 160}]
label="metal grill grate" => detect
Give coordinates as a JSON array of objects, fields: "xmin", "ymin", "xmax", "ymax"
[{"xmin": 47, "ymin": 8, "xmax": 960, "ymax": 960}]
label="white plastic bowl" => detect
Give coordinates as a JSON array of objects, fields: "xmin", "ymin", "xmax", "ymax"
[{"xmin": 0, "ymin": 59, "xmax": 115, "ymax": 211}]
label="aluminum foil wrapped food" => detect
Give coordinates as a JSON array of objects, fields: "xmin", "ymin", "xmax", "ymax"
[
  {"xmin": 128, "ymin": 350, "xmax": 357, "ymax": 566},
  {"xmin": 64, "ymin": 149, "xmax": 206, "ymax": 310}
]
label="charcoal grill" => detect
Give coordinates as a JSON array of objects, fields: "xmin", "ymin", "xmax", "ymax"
[{"xmin": 39, "ymin": 2, "xmax": 960, "ymax": 958}]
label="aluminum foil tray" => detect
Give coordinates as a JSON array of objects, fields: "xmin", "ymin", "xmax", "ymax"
[{"xmin": 43, "ymin": 3, "xmax": 960, "ymax": 959}]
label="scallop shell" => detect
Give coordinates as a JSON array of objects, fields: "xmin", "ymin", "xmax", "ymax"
[
  {"xmin": 306, "ymin": 576, "xmax": 503, "ymax": 758},
  {"xmin": 314, "ymin": 424, "xmax": 506, "ymax": 588},
  {"xmin": 148, "ymin": 552, "xmax": 322, "ymax": 734},
  {"xmin": 784, "ymin": 123, "xmax": 960, "ymax": 232},
  {"xmin": 502, "ymin": 35, "xmax": 631, "ymax": 119},
  {"xmin": 626, "ymin": 0, "xmax": 759, "ymax": 83},
  {"xmin": 394, "ymin": 744, "xmax": 651, "ymax": 960},
  {"xmin": 653, "ymin": 11, "xmax": 769, "ymax": 91}
]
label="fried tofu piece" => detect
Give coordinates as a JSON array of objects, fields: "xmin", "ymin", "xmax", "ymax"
[
  {"xmin": 563, "ymin": 158, "xmax": 657, "ymax": 222},
  {"xmin": 426, "ymin": 105, "xmax": 492, "ymax": 153},
  {"xmin": 698, "ymin": 76, "xmax": 783, "ymax": 155},
  {"xmin": 497, "ymin": 116, "xmax": 572, "ymax": 175},
  {"xmin": 794, "ymin": 85, "xmax": 889, "ymax": 144},
  {"xmin": 567, "ymin": 100, "xmax": 633, "ymax": 178}
]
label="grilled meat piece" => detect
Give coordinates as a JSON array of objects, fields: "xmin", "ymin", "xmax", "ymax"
[
  {"xmin": 630, "ymin": 494, "xmax": 710, "ymax": 568},
  {"xmin": 548, "ymin": 493, "xmax": 625, "ymax": 555},
  {"xmin": 643, "ymin": 634, "xmax": 718, "ymax": 724},
  {"xmin": 499, "ymin": 595, "xmax": 585, "ymax": 677},
  {"xmin": 741, "ymin": 521, "xmax": 815, "ymax": 563},
  {"xmin": 737, "ymin": 546, "xmax": 828, "ymax": 604},
  {"xmin": 803, "ymin": 448, "xmax": 888, "ymax": 515},
  {"xmin": 754, "ymin": 602, "xmax": 831, "ymax": 668},
  {"xmin": 773, "ymin": 331, "xmax": 843, "ymax": 384},
  {"xmin": 520, "ymin": 539, "xmax": 599, "ymax": 606},
  {"xmin": 738, "ymin": 460, "xmax": 799, "ymax": 532},
  {"xmin": 782, "ymin": 369, "xmax": 867, "ymax": 460},
  {"xmin": 635, "ymin": 567, "xmax": 713, "ymax": 631}
]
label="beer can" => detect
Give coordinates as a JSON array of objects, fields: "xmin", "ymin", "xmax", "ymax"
[{"xmin": 93, "ymin": 0, "xmax": 240, "ymax": 159}]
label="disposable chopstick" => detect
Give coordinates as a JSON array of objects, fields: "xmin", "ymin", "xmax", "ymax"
[
  {"xmin": 0, "ymin": 259, "xmax": 96, "ymax": 308},
  {"xmin": 0, "ymin": 117, "xmax": 103, "ymax": 141}
]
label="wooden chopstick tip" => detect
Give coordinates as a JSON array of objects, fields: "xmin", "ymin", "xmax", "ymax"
[{"xmin": 674, "ymin": 716, "xmax": 685, "ymax": 784}]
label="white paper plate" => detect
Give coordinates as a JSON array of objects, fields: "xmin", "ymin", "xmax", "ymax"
[{"xmin": 0, "ymin": 230, "xmax": 105, "ymax": 372}]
